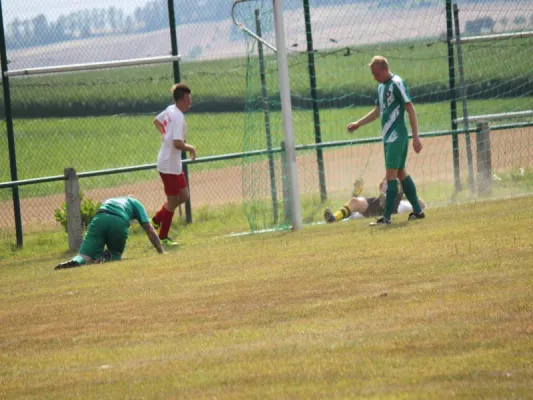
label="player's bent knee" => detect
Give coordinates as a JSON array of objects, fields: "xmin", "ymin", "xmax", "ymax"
[{"xmin": 350, "ymin": 197, "xmax": 368, "ymax": 213}]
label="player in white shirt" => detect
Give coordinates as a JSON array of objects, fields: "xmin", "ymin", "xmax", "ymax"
[{"xmin": 152, "ymin": 83, "xmax": 196, "ymax": 245}]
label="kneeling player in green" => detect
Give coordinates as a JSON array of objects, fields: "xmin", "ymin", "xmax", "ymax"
[
  {"xmin": 55, "ymin": 196, "xmax": 165, "ymax": 270},
  {"xmin": 347, "ymin": 55, "xmax": 425, "ymax": 225}
]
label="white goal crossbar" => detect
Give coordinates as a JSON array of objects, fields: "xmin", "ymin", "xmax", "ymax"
[
  {"xmin": 4, "ymin": 55, "xmax": 181, "ymax": 77},
  {"xmin": 454, "ymin": 110, "xmax": 533, "ymax": 125}
]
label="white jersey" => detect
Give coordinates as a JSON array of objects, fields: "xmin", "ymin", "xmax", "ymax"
[{"xmin": 156, "ymin": 104, "xmax": 187, "ymax": 174}]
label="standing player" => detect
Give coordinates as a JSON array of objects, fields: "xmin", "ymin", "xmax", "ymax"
[
  {"xmin": 152, "ymin": 83, "xmax": 196, "ymax": 245},
  {"xmin": 347, "ymin": 56, "xmax": 425, "ymax": 225},
  {"xmin": 55, "ymin": 196, "xmax": 165, "ymax": 270}
]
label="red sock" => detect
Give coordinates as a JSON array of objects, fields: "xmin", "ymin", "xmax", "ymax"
[
  {"xmin": 159, "ymin": 208, "xmax": 174, "ymax": 239},
  {"xmin": 153, "ymin": 204, "xmax": 167, "ymax": 225}
]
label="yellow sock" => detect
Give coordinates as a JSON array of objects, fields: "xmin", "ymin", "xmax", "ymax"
[{"xmin": 334, "ymin": 205, "xmax": 352, "ymax": 221}]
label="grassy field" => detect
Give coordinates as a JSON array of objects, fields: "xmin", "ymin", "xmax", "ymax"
[
  {"xmin": 2, "ymin": 38, "xmax": 532, "ymax": 113},
  {"xmin": 0, "ymin": 196, "xmax": 532, "ymax": 398}
]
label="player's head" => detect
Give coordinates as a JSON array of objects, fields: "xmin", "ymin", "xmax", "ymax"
[
  {"xmin": 369, "ymin": 56, "xmax": 390, "ymax": 83},
  {"xmin": 171, "ymin": 83, "xmax": 192, "ymax": 111}
]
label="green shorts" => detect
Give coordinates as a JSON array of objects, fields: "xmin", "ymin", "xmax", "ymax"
[
  {"xmin": 79, "ymin": 213, "xmax": 130, "ymax": 261},
  {"xmin": 384, "ymin": 140, "xmax": 408, "ymax": 170}
]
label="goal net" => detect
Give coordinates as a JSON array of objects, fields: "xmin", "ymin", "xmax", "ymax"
[{"xmin": 235, "ymin": 0, "xmax": 533, "ymax": 231}]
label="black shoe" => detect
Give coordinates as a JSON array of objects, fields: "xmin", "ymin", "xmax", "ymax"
[
  {"xmin": 324, "ymin": 208, "xmax": 336, "ymax": 223},
  {"xmin": 369, "ymin": 216, "xmax": 391, "ymax": 226},
  {"xmin": 97, "ymin": 249, "xmax": 111, "ymax": 264},
  {"xmin": 55, "ymin": 260, "xmax": 81, "ymax": 270},
  {"xmin": 408, "ymin": 211, "xmax": 425, "ymax": 221}
]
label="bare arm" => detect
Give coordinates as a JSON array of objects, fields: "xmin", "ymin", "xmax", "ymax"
[
  {"xmin": 173, "ymin": 139, "xmax": 196, "ymax": 160},
  {"xmin": 142, "ymin": 223, "xmax": 165, "ymax": 254},
  {"xmin": 347, "ymin": 106, "xmax": 380, "ymax": 132},
  {"xmin": 405, "ymin": 102, "xmax": 422, "ymax": 153},
  {"xmin": 153, "ymin": 118, "xmax": 165, "ymax": 134}
]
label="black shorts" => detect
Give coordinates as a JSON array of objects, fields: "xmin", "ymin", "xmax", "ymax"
[
  {"xmin": 362, "ymin": 197, "xmax": 383, "ymax": 218},
  {"xmin": 362, "ymin": 193, "xmax": 403, "ymax": 218}
]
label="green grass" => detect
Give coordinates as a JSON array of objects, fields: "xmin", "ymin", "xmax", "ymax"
[
  {"xmin": 2, "ymin": 97, "xmax": 531, "ymax": 199},
  {"xmin": 4, "ymin": 38, "xmax": 533, "ymax": 110},
  {"xmin": 0, "ymin": 197, "xmax": 532, "ymax": 398}
]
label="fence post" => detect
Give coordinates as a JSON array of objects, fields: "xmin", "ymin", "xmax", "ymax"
[
  {"xmin": 303, "ymin": 0, "xmax": 327, "ymax": 203},
  {"xmin": 166, "ymin": 0, "xmax": 192, "ymax": 224},
  {"xmin": 445, "ymin": 0, "xmax": 461, "ymax": 194},
  {"xmin": 453, "ymin": 3, "xmax": 475, "ymax": 195},
  {"xmin": 255, "ymin": 9, "xmax": 279, "ymax": 224},
  {"xmin": 0, "ymin": 1, "xmax": 24, "ymax": 247},
  {"xmin": 476, "ymin": 122, "xmax": 492, "ymax": 196},
  {"xmin": 64, "ymin": 168, "xmax": 83, "ymax": 252}
]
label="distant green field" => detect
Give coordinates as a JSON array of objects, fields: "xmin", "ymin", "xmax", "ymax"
[
  {"xmin": 1, "ymin": 98, "xmax": 532, "ymax": 201},
  {"xmin": 2, "ymin": 38, "xmax": 532, "ymax": 116}
]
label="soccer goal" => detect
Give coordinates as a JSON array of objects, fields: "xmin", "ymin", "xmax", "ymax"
[{"xmin": 234, "ymin": 0, "xmax": 533, "ymax": 232}]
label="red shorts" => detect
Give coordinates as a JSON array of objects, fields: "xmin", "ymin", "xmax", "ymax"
[{"xmin": 159, "ymin": 172, "xmax": 187, "ymax": 196}]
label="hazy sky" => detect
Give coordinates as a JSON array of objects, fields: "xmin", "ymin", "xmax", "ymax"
[{"xmin": 2, "ymin": 0, "xmax": 149, "ymax": 22}]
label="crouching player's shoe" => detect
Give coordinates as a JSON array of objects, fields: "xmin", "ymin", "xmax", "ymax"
[
  {"xmin": 324, "ymin": 208, "xmax": 336, "ymax": 223},
  {"xmin": 369, "ymin": 216, "xmax": 391, "ymax": 226},
  {"xmin": 161, "ymin": 237, "xmax": 179, "ymax": 247},
  {"xmin": 55, "ymin": 260, "xmax": 81, "ymax": 270},
  {"xmin": 408, "ymin": 211, "xmax": 426, "ymax": 221},
  {"xmin": 96, "ymin": 249, "xmax": 112, "ymax": 264}
]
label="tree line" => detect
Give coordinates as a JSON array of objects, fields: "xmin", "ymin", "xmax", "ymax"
[
  {"xmin": 5, "ymin": 0, "xmax": 229, "ymax": 50},
  {"xmin": 5, "ymin": 0, "xmax": 525, "ymax": 50}
]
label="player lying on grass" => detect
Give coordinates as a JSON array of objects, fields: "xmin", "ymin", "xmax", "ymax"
[
  {"xmin": 324, "ymin": 178, "xmax": 426, "ymax": 223},
  {"xmin": 55, "ymin": 196, "xmax": 165, "ymax": 270}
]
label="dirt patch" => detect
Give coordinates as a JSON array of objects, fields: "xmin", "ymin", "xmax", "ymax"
[{"xmin": 1, "ymin": 127, "xmax": 532, "ymax": 231}]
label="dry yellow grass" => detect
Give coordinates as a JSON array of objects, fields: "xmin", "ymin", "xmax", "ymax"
[{"xmin": 1, "ymin": 197, "xmax": 532, "ymax": 398}]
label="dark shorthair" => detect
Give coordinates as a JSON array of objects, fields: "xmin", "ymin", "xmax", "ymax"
[{"xmin": 171, "ymin": 83, "xmax": 191, "ymax": 102}]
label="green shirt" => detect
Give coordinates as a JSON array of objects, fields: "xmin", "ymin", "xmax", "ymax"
[
  {"xmin": 99, "ymin": 196, "xmax": 150, "ymax": 225},
  {"xmin": 376, "ymin": 74, "xmax": 412, "ymax": 143}
]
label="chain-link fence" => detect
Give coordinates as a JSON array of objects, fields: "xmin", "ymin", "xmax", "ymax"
[
  {"xmin": 1, "ymin": 0, "xmax": 533, "ymax": 242},
  {"xmin": 0, "ymin": 0, "xmax": 253, "ymax": 241}
]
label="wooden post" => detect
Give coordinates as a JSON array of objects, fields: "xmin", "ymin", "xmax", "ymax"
[
  {"xmin": 64, "ymin": 168, "xmax": 83, "ymax": 251},
  {"xmin": 476, "ymin": 122, "xmax": 493, "ymax": 196}
]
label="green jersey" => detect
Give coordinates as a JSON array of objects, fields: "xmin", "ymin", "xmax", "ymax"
[
  {"xmin": 99, "ymin": 196, "xmax": 150, "ymax": 225},
  {"xmin": 376, "ymin": 74, "xmax": 412, "ymax": 143}
]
